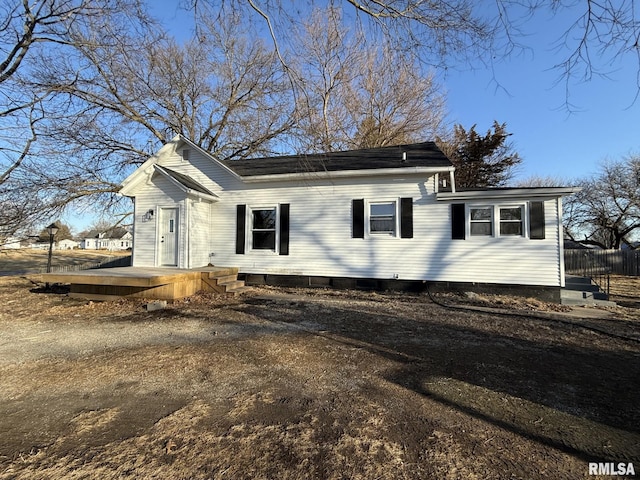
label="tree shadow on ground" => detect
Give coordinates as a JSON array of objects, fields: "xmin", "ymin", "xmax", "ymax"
[{"xmin": 238, "ymin": 294, "xmax": 640, "ymax": 463}]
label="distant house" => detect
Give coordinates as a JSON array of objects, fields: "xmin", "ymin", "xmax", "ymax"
[
  {"xmin": 1, "ymin": 236, "xmax": 22, "ymax": 249},
  {"xmin": 81, "ymin": 228, "xmax": 133, "ymax": 251},
  {"xmin": 57, "ymin": 239, "xmax": 79, "ymax": 250},
  {"xmin": 120, "ymin": 135, "xmax": 578, "ymax": 300}
]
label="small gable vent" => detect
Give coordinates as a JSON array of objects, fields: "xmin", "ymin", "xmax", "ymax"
[{"xmin": 182, "ymin": 148, "xmax": 190, "ymax": 161}]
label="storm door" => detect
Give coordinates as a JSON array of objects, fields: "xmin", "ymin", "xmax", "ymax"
[{"xmin": 159, "ymin": 207, "xmax": 179, "ymax": 266}]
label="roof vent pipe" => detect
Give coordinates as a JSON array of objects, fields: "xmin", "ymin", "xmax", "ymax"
[{"xmin": 402, "ymin": 151, "xmax": 407, "ymax": 162}]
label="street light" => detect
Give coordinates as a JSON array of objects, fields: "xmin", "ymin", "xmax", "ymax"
[{"xmin": 46, "ymin": 223, "xmax": 59, "ymax": 274}]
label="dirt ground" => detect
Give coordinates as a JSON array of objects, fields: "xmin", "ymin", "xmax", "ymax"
[{"xmin": 0, "ymin": 274, "xmax": 639, "ymax": 479}]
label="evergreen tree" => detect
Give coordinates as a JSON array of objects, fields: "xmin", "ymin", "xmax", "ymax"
[
  {"xmin": 38, "ymin": 221, "xmax": 73, "ymax": 242},
  {"xmin": 438, "ymin": 121, "xmax": 522, "ymax": 188}
]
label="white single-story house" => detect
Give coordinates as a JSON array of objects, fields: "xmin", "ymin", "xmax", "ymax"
[
  {"xmin": 58, "ymin": 239, "xmax": 80, "ymax": 250},
  {"xmin": 120, "ymin": 135, "xmax": 578, "ymax": 300},
  {"xmin": 1, "ymin": 236, "xmax": 22, "ymax": 249},
  {"xmin": 81, "ymin": 229, "xmax": 133, "ymax": 251}
]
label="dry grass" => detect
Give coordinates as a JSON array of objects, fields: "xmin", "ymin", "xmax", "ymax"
[
  {"xmin": 0, "ymin": 249, "xmax": 129, "ymax": 273},
  {"xmin": 0, "ymin": 276, "xmax": 638, "ymax": 479}
]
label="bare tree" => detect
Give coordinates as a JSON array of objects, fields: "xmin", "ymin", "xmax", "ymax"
[
  {"xmin": 564, "ymin": 156, "xmax": 640, "ymax": 249},
  {"xmin": 185, "ymin": 0, "xmax": 640, "ymax": 101},
  {"xmin": 0, "ymin": 0, "xmax": 150, "ymax": 236},
  {"xmin": 514, "ymin": 175, "xmax": 568, "ymax": 188},
  {"xmin": 292, "ymin": 7, "xmax": 447, "ymax": 152},
  {"xmin": 17, "ymin": 9, "xmax": 294, "ymax": 224},
  {"xmin": 348, "ymin": 47, "xmax": 446, "ymax": 149}
]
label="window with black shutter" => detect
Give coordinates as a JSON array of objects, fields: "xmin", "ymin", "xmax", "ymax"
[
  {"xmin": 400, "ymin": 197, "xmax": 413, "ymax": 239},
  {"xmin": 236, "ymin": 205, "xmax": 246, "ymax": 254},
  {"xmin": 451, "ymin": 203, "xmax": 466, "ymax": 240},
  {"xmin": 352, "ymin": 199, "xmax": 365, "ymax": 238},
  {"xmin": 279, "ymin": 203, "xmax": 290, "ymax": 255},
  {"xmin": 529, "ymin": 201, "xmax": 545, "ymax": 239}
]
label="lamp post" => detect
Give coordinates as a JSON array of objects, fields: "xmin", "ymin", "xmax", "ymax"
[{"xmin": 45, "ymin": 223, "xmax": 59, "ymax": 274}]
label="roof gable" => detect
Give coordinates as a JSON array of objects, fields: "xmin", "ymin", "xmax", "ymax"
[{"xmin": 154, "ymin": 165, "xmax": 217, "ymax": 198}]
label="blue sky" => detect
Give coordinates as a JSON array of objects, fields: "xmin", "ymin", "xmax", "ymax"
[
  {"xmin": 442, "ymin": 8, "xmax": 640, "ymax": 183},
  {"xmin": 150, "ymin": 1, "xmax": 638, "ymax": 183},
  {"xmin": 68, "ymin": 2, "xmax": 639, "ymax": 232}
]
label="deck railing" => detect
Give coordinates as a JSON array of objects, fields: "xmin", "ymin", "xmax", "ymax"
[{"xmin": 42, "ymin": 255, "xmax": 132, "ymax": 274}]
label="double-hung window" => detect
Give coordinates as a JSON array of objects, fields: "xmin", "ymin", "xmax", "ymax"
[
  {"xmin": 251, "ymin": 208, "xmax": 277, "ymax": 250},
  {"xmin": 469, "ymin": 207, "xmax": 493, "ymax": 236},
  {"xmin": 468, "ymin": 205, "xmax": 525, "ymax": 237},
  {"xmin": 499, "ymin": 207, "xmax": 524, "ymax": 236},
  {"xmin": 369, "ymin": 201, "xmax": 397, "ymax": 235}
]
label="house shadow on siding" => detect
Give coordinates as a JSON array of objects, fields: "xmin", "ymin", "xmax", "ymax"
[{"xmin": 237, "ymin": 295, "xmax": 640, "ymax": 464}]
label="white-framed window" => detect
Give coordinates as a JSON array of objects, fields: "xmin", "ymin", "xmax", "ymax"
[
  {"xmin": 251, "ymin": 207, "xmax": 277, "ymax": 250},
  {"xmin": 499, "ymin": 206, "xmax": 524, "ymax": 236},
  {"xmin": 469, "ymin": 206, "xmax": 493, "ymax": 236},
  {"xmin": 468, "ymin": 204, "xmax": 526, "ymax": 238},
  {"xmin": 369, "ymin": 201, "xmax": 397, "ymax": 235}
]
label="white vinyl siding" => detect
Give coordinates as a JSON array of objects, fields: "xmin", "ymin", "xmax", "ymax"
[{"xmin": 130, "ymin": 145, "xmax": 564, "ymax": 286}]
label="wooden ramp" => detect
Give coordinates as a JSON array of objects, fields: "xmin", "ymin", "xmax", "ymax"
[{"xmin": 33, "ymin": 266, "xmax": 247, "ymax": 301}]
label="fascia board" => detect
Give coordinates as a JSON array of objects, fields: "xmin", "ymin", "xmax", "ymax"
[
  {"xmin": 153, "ymin": 165, "xmax": 219, "ymax": 202},
  {"xmin": 241, "ymin": 166, "xmax": 455, "ymax": 183},
  {"xmin": 436, "ymin": 187, "xmax": 581, "ymax": 201},
  {"xmin": 119, "ymin": 136, "xmax": 183, "ymax": 196}
]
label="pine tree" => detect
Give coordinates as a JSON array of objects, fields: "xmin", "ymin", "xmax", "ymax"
[{"xmin": 438, "ymin": 121, "xmax": 522, "ymax": 188}]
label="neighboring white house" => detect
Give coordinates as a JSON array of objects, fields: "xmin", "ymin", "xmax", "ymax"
[
  {"xmin": 119, "ymin": 135, "xmax": 578, "ymax": 299},
  {"xmin": 0, "ymin": 236, "xmax": 22, "ymax": 249},
  {"xmin": 81, "ymin": 228, "xmax": 133, "ymax": 251},
  {"xmin": 58, "ymin": 239, "xmax": 79, "ymax": 250}
]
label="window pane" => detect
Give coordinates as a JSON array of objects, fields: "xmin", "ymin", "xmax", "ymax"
[
  {"xmin": 500, "ymin": 222, "xmax": 523, "ymax": 236},
  {"xmin": 252, "ymin": 209, "xmax": 276, "ymax": 229},
  {"xmin": 471, "ymin": 208, "xmax": 492, "ymax": 221},
  {"xmin": 470, "ymin": 222, "xmax": 492, "ymax": 236},
  {"xmin": 370, "ymin": 217, "xmax": 395, "ymax": 233},
  {"xmin": 371, "ymin": 203, "xmax": 395, "ymax": 216},
  {"xmin": 252, "ymin": 231, "xmax": 276, "ymax": 249},
  {"xmin": 500, "ymin": 208, "xmax": 522, "ymax": 221}
]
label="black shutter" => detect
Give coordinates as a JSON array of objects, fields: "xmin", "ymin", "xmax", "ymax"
[
  {"xmin": 279, "ymin": 203, "xmax": 290, "ymax": 255},
  {"xmin": 400, "ymin": 197, "xmax": 413, "ymax": 238},
  {"xmin": 352, "ymin": 199, "xmax": 365, "ymax": 238},
  {"xmin": 529, "ymin": 201, "xmax": 545, "ymax": 240},
  {"xmin": 451, "ymin": 203, "xmax": 466, "ymax": 240},
  {"xmin": 236, "ymin": 204, "xmax": 246, "ymax": 254}
]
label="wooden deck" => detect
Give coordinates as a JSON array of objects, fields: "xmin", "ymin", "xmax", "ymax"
[{"xmin": 33, "ymin": 266, "xmax": 247, "ymax": 301}]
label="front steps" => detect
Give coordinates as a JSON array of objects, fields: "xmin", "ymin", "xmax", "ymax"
[
  {"xmin": 200, "ymin": 267, "xmax": 249, "ymax": 295},
  {"xmin": 561, "ymin": 275, "xmax": 616, "ymax": 307}
]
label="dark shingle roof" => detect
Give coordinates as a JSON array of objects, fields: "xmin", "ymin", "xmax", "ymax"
[
  {"xmin": 156, "ymin": 166, "xmax": 216, "ymax": 196},
  {"xmin": 221, "ymin": 142, "xmax": 452, "ymax": 177}
]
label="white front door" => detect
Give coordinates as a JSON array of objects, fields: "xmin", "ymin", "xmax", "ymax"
[{"xmin": 159, "ymin": 207, "xmax": 179, "ymax": 266}]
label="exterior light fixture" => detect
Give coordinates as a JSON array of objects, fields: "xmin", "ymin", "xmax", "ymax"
[{"xmin": 46, "ymin": 223, "xmax": 59, "ymax": 274}]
